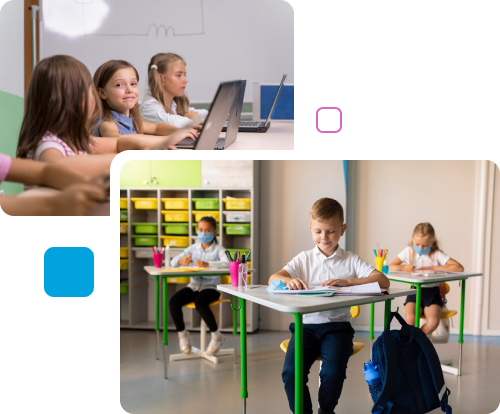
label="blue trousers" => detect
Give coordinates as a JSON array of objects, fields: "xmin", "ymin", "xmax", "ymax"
[{"xmin": 282, "ymin": 322, "xmax": 354, "ymax": 414}]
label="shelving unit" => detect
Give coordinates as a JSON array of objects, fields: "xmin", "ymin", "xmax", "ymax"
[{"xmin": 120, "ymin": 164, "xmax": 260, "ymax": 333}]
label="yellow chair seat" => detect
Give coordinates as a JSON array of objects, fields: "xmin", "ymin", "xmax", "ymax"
[
  {"xmin": 279, "ymin": 306, "xmax": 365, "ymax": 358},
  {"xmin": 280, "ymin": 339, "xmax": 365, "ymax": 358},
  {"xmin": 420, "ymin": 309, "xmax": 457, "ymax": 319},
  {"xmin": 184, "ymin": 299, "xmax": 230, "ymax": 309}
]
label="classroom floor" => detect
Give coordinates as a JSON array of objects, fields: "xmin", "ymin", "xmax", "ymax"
[{"xmin": 120, "ymin": 329, "xmax": 500, "ymax": 414}]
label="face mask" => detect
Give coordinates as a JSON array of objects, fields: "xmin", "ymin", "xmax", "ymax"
[
  {"xmin": 413, "ymin": 244, "xmax": 431, "ymax": 255},
  {"xmin": 198, "ymin": 232, "xmax": 214, "ymax": 244}
]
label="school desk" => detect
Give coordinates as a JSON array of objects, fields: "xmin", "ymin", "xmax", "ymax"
[
  {"xmin": 217, "ymin": 285, "xmax": 414, "ymax": 414},
  {"xmin": 378, "ymin": 272, "xmax": 483, "ymax": 376},
  {"xmin": 144, "ymin": 266, "xmax": 254, "ymax": 379},
  {"xmin": 18, "ymin": 187, "xmax": 110, "ymax": 215}
]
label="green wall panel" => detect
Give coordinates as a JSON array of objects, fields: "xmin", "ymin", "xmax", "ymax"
[
  {"xmin": 120, "ymin": 160, "xmax": 201, "ymax": 187},
  {"xmin": 0, "ymin": 91, "xmax": 24, "ymax": 195}
]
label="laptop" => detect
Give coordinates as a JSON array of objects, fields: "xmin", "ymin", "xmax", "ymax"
[
  {"xmin": 175, "ymin": 80, "xmax": 241, "ymax": 150},
  {"xmin": 215, "ymin": 80, "xmax": 246, "ymax": 150},
  {"xmin": 222, "ymin": 74, "xmax": 287, "ymax": 133}
]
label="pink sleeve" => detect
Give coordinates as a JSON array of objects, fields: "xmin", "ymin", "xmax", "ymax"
[
  {"xmin": 34, "ymin": 141, "xmax": 68, "ymax": 160},
  {"xmin": 0, "ymin": 153, "xmax": 12, "ymax": 184}
]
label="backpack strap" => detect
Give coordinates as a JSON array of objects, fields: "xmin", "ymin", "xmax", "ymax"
[{"xmin": 413, "ymin": 328, "xmax": 453, "ymax": 412}]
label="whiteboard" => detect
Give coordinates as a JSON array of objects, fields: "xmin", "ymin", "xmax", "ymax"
[{"xmin": 40, "ymin": 0, "xmax": 294, "ymax": 104}]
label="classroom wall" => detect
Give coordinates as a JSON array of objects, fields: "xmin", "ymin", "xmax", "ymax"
[
  {"xmin": 487, "ymin": 165, "xmax": 500, "ymax": 331},
  {"xmin": 0, "ymin": 0, "xmax": 24, "ymax": 195},
  {"xmin": 259, "ymin": 161, "xmax": 346, "ymax": 330},
  {"xmin": 258, "ymin": 160, "xmax": 499, "ymax": 335}
]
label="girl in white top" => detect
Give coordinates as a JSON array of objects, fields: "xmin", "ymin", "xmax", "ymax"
[
  {"xmin": 389, "ymin": 223, "xmax": 464, "ymax": 335},
  {"xmin": 140, "ymin": 53, "xmax": 208, "ymax": 128}
]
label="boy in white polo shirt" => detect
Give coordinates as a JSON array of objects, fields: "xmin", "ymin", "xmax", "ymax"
[{"xmin": 269, "ymin": 198, "xmax": 390, "ymax": 414}]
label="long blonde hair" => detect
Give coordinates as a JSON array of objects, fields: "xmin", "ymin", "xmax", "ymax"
[
  {"xmin": 147, "ymin": 53, "xmax": 190, "ymax": 116},
  {"xmin": 17, "ymin": 55, "xmax": 101, "ymax": 158},
  {"xmin": 93, "ymin": 60, "xmax": 144, "ymax": 134},
  {"xmin": 409, "ymin": 222, "xmax": 441, "ymax": 262}
]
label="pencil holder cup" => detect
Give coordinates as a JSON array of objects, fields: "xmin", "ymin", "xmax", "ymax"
[
  {"xmin": 375, "ymin": 257, "xmax": 385, "ymax": 272},
  {"xmin": 153, "ymin": 253, "xmax": 164, "ymax": 268},
  {"xmin": 229, "ymin": 261, "xmax": 240, "ymax": 286}
]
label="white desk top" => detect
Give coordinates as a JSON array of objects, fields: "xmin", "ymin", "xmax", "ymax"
[
  {"xmin": 217, "ymin": 285, "xmax": 413, "ymax": 314},
  {"xmin": 144, "ymin": 266, "xmax": 254, "ymax": 276},
  {"xmin": 225, "ymin": 121, "xmax": 294, "ymax": 150},
  {"xmin": 387, "ymin": 272, "xmax": 483, "ymax": 284}
]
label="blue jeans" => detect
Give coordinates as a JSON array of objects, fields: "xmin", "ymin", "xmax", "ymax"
[{"xmin": 282, "ymin": 322, "xmax": 354, "ymax": 414}]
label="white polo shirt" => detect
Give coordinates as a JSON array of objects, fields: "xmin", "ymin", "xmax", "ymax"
[
  {"xmin": 397, "ymin": 246, "xmax": 450, "ymax": 288},
  {"xmin": 283, "ymin": 246, "xmax": 375, "ymax": 324}
]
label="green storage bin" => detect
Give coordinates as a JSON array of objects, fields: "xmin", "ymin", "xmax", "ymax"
[
  {"xmin": 132, "ymin": 222, "xmax": 158, "ymax": 234},
  {"xmin": 223, "ymin": 223, "xmax": 251, "ymax": 235},
  {"xmin": 131, "ymin": 235, "xmax": 158, "ymax": 247},
  {"xmin": 192, "ymin": 223, "xmax": 220, "ymax": 233},
  {"xmin": 163, "ymin": 223, "xmax": 189, "ymax": 235},
  {"xmin": 227, "ymin": 248, "xmax": 250, "ymax": 257},
  {"xmin": 120, "ymin": 210, "xmax": 127, "ymax": 222},
  {"xmin": 192, "ymin": 198, "xmax": 220, "ymax": 210},
  {"xmin": 120, "ymin": 282, "xmax": 129, "ymax": 294}
]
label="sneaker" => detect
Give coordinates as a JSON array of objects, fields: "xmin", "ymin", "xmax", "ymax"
[
  {"xmin": 179, "ymin": 331, "xmax": 192, "ymax": 355},
  {"xmin": 205, "ymin": 334, "xmax": 226, "ymax": 356}
]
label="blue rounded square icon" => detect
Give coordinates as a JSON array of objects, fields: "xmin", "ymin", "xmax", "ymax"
[{"xmin": 44, "ymin": 247, "xmax": 94, "ymax": 297}]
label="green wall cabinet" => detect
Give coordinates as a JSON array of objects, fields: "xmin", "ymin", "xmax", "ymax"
[{"xmin": 120, "ymin": 160, "xmax": 201, "ymax": 187}]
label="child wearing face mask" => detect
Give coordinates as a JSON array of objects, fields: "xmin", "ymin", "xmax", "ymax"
[
  {"xmin": 389, "ymin": 222, "xmax": 464, "ymax": 335},
  {"xmin": 169, "ymin": 216, "xmax": 228, "ymax": 356}
]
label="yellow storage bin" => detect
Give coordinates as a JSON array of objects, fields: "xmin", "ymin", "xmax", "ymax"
[
  {"xmin": 193, "ymin": 211, "xmax": 220, "ymax": 222},
  {"xmin": 221, "ymin": 275, "xmax": 251, "ymax": 284},
  {"xmin": 120, "ymin": 259, "xmax": 129, "ymax": 270},
  {"xmin": 161, "ymin": 210, "xmax": 189, "ymax": 222},
  {"xmin": 222, "ymin": 198, "xmax": 251, "ymax": 210},
  {"xmin": 120, "ymin": 247, "xmax": 129, "ymax": 258},
  {"xmin": 161, "ymin": 198, "xmax": 189, "ymax": 210},
  {"xmin": 161, "ymin": 235, "xmax": 190, "ymax": 248},
  {"xmin": 168, "ymin": 277, "xmax": 190, "ymax": 284},
  {"xmin": 120, "ymin": 198, "xmax": 127, "ymax": 209},
  {"xmin": 120, "ymin": 223, "xmax": 128, "ymax": 234},
  {"xmin": 130, "ymin": 198, "xmax": 158, "ymax": 210}
]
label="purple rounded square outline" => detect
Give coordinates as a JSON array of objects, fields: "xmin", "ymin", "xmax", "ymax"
[{"xmin": 316, "ymin": 107, "xmax": 342, "ymax": 133}]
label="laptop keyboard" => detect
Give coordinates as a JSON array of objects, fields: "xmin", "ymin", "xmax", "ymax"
[{"xmin": 240, "ymin": 121, "xmax": 263, "ymax": 127}]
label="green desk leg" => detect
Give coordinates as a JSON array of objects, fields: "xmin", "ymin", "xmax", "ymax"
[
  {"xmin": 163, "ymin": 275, "xmax": 168, "ymax": 379},
  {"xmin": 458, "ymin": 279, "xmax": 466, "ymax": 376},
  {"xmin": 370, "ymin": 303, "xmax": 375, "ymax": 350},
  {"xmin": 415, "ymin": 284, "xmax": 422, "ymax": 328},
  {"xmin": 155, "ymin": 275, "xmax": 160, "ymax": 361},
  {"xmin": 294, "ymin": 313, "xmax": 304, "ymax": 414},
  {"xmin": 240, "ymin": 298, "xmax": 248, "ymax": 413}
]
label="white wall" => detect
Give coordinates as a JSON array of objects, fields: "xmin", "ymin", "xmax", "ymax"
[
  {"xmin": 258, "ymin": 160, "xmax": 500, "ymax": 335},
  {"xmin": 259, "ymin": 161, "xmax": 346, "ymax": 330},
  {"xmin": 0, "ymin": 0, "xmax": 24, "ymax": 98}
]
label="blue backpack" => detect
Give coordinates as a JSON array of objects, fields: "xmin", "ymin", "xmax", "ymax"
[{"xmin": 371, "ymin": 311, "xmax": 452, "ymax": 414}]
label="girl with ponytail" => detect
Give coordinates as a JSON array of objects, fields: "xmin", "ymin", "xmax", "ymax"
[{"xmin": 141, "ymin": 53, "xmax": 208, "ymax": 128}]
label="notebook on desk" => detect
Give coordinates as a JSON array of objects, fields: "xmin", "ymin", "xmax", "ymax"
[
  {"xmin": 272, "ymin": 282, "xmax": 386, "ymax": 296},
  {"xmin": 222, "ymin": 74, "xmax": 287, "ymax": 133}
]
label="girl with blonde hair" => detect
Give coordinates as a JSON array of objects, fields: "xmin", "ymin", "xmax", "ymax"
[
  {"xmin": 141, "ymin": 53, "xmax": 208, "ymax": 128},
  {"xmin": 389, "ymin": 223, "xmax": 464, "ymax": 335}
]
